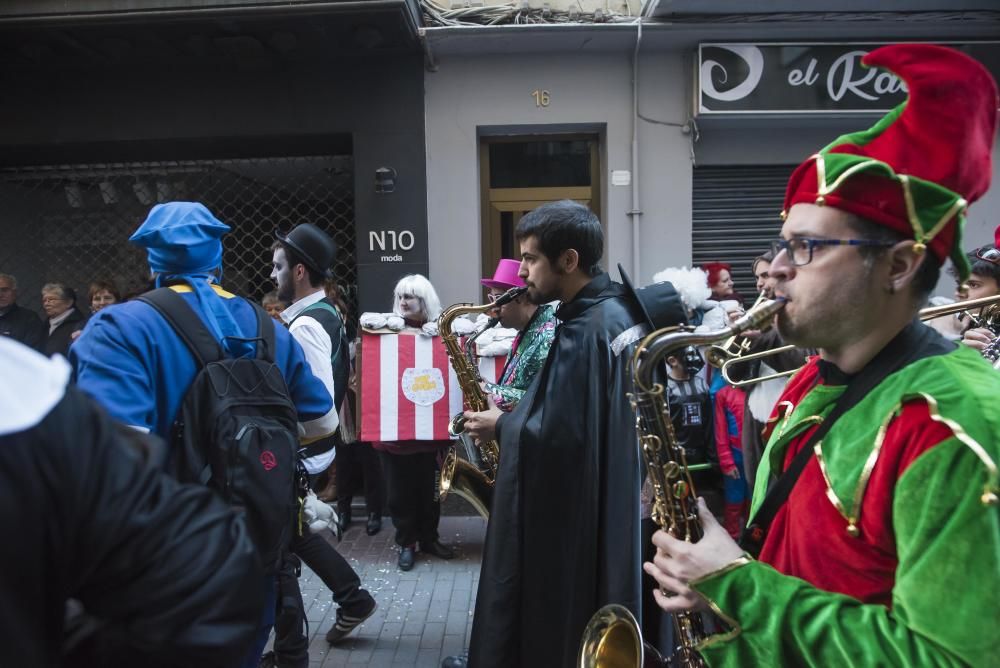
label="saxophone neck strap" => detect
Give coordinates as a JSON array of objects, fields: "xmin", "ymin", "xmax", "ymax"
[{"xmin": 740, "ymin": 320, "xmax": 953, "ymax": 557}]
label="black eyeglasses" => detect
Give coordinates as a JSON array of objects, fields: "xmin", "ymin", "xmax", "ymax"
[
  {"xmin": 975, "ymin": 247, "xmax": 1000, "ymax": 265},
  {"xmin": 770, "ymin": 238, "xmax": 895, "ymax": 267}
]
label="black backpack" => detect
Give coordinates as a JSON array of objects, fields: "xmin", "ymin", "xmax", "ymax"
[{"xmin": 139, "ymin": 288, "xmax": 300, "ymax": 573}]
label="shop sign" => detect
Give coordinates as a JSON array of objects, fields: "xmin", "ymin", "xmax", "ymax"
[{"xmin": 698, "ymin": 42, "xmax": 999, "ymax": 115}]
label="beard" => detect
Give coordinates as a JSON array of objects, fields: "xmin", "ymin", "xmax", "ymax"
[
  {"xmin": 275, "ymin": 278, "xmax": 294, "ymax": 304},
  {"xmin": 527, "ymin": 284, "xmax": 562, "ymax": 305}
]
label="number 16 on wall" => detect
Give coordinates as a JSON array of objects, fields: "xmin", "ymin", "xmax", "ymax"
[{"xmin": 531, "ymin": 89, "xmax": 551, "ymax": 107}]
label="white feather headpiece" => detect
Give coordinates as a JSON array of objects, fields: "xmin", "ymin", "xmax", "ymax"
[{"xmin": 650, "ymin": 266, "xmax": 711, "ymax": 311}]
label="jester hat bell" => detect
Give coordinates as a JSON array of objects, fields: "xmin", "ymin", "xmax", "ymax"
[{"xmin": 782, "ymin": 44, "xmax": 999, "ymax": 280}]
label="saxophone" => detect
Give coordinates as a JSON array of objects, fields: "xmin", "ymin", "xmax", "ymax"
[
  {"xmin": 437, "ymin": 286, "xmax": 527, "ymax": 518},
  {"xmin": 578, "ymin": 297, "xmax": 786, "ymax": 668}
]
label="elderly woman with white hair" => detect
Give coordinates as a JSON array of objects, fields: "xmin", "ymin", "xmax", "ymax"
[{"xmin": 371, "ymin": 274, "xmax": 456, "ymax": 571}]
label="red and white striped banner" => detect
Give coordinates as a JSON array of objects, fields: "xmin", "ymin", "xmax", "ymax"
[{"xmin": 359, "ymin": 332, "xmax": 507, "ymax": 442}]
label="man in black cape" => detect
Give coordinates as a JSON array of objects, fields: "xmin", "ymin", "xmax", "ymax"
[{"xmin": 461, "ymin": 200, "xmax": 686, "ymax": 667}]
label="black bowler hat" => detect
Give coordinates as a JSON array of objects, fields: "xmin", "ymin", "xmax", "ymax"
[
  {"xmin": 618, "ymin": 263, "xmax": 688, "ymax": 331},
  {"xmin": 275, "ymin": 223, "xmax": 336, "ymax": 279}
]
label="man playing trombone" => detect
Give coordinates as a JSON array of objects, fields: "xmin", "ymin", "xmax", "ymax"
[
  {"xmin": 956, "ymin": 227, "xmax": 1000, "ymax": 353},
  {"xmin": 644, "ymin": 44, "xmax": 1000, "ymax": 666}
]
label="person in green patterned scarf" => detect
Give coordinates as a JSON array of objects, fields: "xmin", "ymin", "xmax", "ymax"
[
  {"xmin": 643, "ymin": 44, "xmax": 1000, "ymax": 666},
  {"xmin": 460, "ymin": 259, "xmax": 557, "ymax": 429}
]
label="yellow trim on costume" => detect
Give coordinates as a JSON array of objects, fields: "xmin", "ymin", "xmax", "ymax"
[
  {"xmin": 813, "ymin": 442, "xmax": 851, "ymax": 528},
  {"xmin": 690, "ymin": 555, "xmax": 753, "ymax": 650},
  {"xmin": 815, "ymin": 393, "xmax": 1000, "ymax": 529},
  {"xmin": 813, "ymin": 153, "xmax": 962, "ymax": 251},
  {"xmin": 897, "ymin": 174, "xmax": 925, "ymax": 246},
  {"xmin": 925, "ymin": 197, "xmax": 968, "ymax": 244},
  {"xmin": 823, "ymin": 158, "xmax": 886, "ymax": 196},
  {"xmin": 168, "ymin": 283, "xmax": 236, "ymax": 298},
  {"xmin": 814, "ymin": 407, "xmax": 894, "ymax": 537},
  {"xmin": 912, "ymin": 392, "xmax": 999, "ymax": 506},
  {"xmin": 768, "ymin": 401, "xmax": 796, "ymax": 440}
]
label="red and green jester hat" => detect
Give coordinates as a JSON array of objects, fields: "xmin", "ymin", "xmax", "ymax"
[
  {"xmin": 688, "ymin": 44, "xmax": 1000, "ymax": 668},
  {"xmin": 783, "ymin": 43, "xmax": 997, "ymax": 281}
]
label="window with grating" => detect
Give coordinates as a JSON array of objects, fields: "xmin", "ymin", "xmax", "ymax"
[
  {"xmin": 692, "ymin": 164, "xmax": 795, "ymax": 301},
  {"xmin": 0, "ymin": 155, "xmax": 355, "ymax": 315}
]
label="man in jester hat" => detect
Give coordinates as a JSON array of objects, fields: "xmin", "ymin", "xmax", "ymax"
[{"xmin": 644, "ymin": 44, "xmax": 1000, "ymax": 665}]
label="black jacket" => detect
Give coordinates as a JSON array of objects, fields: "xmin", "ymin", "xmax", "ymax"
[
  {"xmin": 0, "ymin": 385, "xmax": 264, "ymax": 667},
  {"xmin": 469, "ymin": 273, "xmax": 649, "ymax": 668},
  {"xmin": 45, "ymin": 307, "xmax": 87, "ymax": 357},
  {"xmin": 0, "ymin": 303, "xmax": 46, "ymax": 352}
]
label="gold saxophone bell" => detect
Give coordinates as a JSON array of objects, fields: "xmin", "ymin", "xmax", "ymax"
[{"xmin": 578, "ymin": 604, "xmax": 665, "ymax": 668}]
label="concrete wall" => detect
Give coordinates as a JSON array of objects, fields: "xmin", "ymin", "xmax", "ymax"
[
  {"xmin": 424, "ymin": 49, "xmax": 694, "ymax": 308},
  {"xmin": 426, "ymin": 46, "xmax": 999, "ymax": 306}
]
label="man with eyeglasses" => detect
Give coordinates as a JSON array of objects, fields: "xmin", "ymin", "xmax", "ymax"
[
  {"xmin": 643, "ymin": 45, "xmax": 1000, "ymax": 666},
  {"xmin": 957, "ymin": 230, "xmax": 1000, "ymax": 353}
]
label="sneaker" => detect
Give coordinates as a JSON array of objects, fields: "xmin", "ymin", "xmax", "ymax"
[
  {"xmin": 325, "ymin": 595, "xmax": 377, "ymax": 644},
  {"xmin": 441, "ymin": 651, "xmax": 469, "ymax": 668},
  {"xmin": 258, "ymin": 651, "xmax": 277, "ymax": 668}
]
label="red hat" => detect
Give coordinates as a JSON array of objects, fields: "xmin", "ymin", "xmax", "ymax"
[
  {"xmin": 783, "ymin": 44, "xmax": 998, "ymax": 279},
  {"xmin": 481, "ymin": 258, "xmax": 525, "ymax": 290},
  {"xmin": 994, "ymin": 224, "xmax": 1000, "ymax": 251},
  {"xmin": 701, "ymin": 262, "xmax": 731, "ymax": 288}
]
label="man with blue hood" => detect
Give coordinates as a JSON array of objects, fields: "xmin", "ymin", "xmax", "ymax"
[{"xmin": 71, "ymin": 202, "xmax": 337, "ymax": 667}]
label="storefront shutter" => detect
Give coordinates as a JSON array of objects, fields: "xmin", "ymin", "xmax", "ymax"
[{"xmin": 692, "ymin": 165, "xmax": 795, "ymax": 302}]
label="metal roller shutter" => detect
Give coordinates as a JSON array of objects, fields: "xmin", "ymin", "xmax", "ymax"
[{"xmin": 692, "ymin": 165, "xmax": 795, "ymax": 301}]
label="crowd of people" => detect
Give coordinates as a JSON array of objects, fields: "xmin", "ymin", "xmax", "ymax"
[{"xmin": 1, "ymin": 43, "xmax": 999, "ymax": 668}]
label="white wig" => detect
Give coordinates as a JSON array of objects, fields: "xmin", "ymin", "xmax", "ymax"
[
  {"xmin": 392, "ymin": 274, "xmax": 443, "ymax": 322},
  {"xmin": 651, "ymin": 266, "xmax": 712, "ymax": 312}
]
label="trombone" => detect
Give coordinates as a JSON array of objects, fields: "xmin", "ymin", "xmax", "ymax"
[
  {"xmin": 705, "ymin": 292, "xmax": 767, "ymax": 368},
  {"xmin": 718, "ymin": 293, "xmax": 1000, "ymax": 388},
  {"xmin": 721, "ymin": 344, "xmax": 798, "ymax": 388}
]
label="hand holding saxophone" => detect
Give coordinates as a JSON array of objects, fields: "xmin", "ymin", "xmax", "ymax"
[
  {"xmin": 462, "ymin": 402, "xmax": 502, "ymax": 444},
  {"xmin": 644, "ymin": 498, "xmax": 745, "ymax": 614}
]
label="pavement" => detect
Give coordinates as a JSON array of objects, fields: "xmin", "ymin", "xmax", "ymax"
[{"xmin": 290, "ymin": 515, "xmax": 486, "ymax": 668}]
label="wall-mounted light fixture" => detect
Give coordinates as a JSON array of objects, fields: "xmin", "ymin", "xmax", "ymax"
[
  {"xmin": 133, "ymin": 180, "xmax": 154, "ymax": 205},
  {"xmin": 374, "ymin": 166, "xmax": 397, "ymax": 194},
  {"xmin": 156, "ymin": 180, "xmax": 172, "ymax": 203},
  {"xmin": 99, "ymin": 180, "xmax": 119, "ymax": 205},
  {"xmin": 64, "ymin": 183, "xmax": 84, "ymax": 208}
]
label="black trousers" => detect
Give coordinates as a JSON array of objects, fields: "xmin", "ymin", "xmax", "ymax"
[
  {"xmin": 272, "ymin": 523, "xmax": 370, "ymax": 666},
  {"xmin": 335, "ymin": 441, "xmax": 384, "ymax": 517},
  {"xmin": 379, "ymin": 450, "xmax": 440, "ymax": 547}
]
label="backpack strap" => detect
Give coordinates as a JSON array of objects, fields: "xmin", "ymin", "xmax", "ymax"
[
  {"xmin": 139, "ymin": 288, "xmax": 224, "ymax": 367},
  {"xmin": 252, "ymin": 302, "xmax": 277, "ymax": 364}
]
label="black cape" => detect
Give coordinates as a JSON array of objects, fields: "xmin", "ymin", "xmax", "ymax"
[{"xmin": 469, "ymin": 273, "xmax": 649, "ymax": 668}]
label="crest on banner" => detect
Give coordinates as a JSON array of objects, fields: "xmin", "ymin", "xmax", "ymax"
[{"xmin": 401, "ymin": 367, "xmax": 446, "ymax": 406}]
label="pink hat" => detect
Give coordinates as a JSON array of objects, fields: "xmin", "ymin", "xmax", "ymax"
[{"xmin": 481, "ymin": 258, "xmax": 525, "ymax": 290}]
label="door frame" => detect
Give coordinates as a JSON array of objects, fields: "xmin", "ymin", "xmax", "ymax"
[{"xmin": 479, "ymin": 134, "xmax": 602, "ymax": 291}]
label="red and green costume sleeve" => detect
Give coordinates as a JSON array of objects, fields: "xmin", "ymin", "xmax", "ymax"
[{"xmin": 690, "ymin": 348, "xmax": 1000, "ymax": 666}]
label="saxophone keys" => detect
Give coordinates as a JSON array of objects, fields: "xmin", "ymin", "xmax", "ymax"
[
  {"xmin": 662, "ymin": 461, "xmax": 680, "ymax": 479},
  {"xmin": 672, "ymin": 480, "xmax": 689, "ymax": 499}
]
